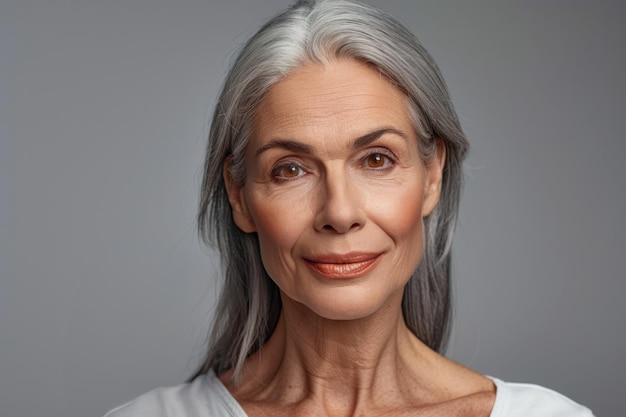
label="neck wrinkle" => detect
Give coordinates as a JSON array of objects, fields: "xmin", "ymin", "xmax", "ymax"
[
  {"xmin": 263, "ymin": 292, "xmax": 427, "ymax": 411},
  {"xmin": 224, "ymin": 294, "xmax": 496, "ymax": 416}
]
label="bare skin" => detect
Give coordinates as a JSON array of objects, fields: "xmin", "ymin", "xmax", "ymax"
[
  {"xmin": 222, "ymin": 58, "xmax": 496, "ymax": 416},
  {"xmin": 220, "ymin": 293, "xmax": 495, "ymax": 417}
]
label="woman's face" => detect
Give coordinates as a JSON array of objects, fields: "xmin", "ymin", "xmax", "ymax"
[{"xmin": 225, "ymin": 58, "xmax": 445, "ymax": 320}]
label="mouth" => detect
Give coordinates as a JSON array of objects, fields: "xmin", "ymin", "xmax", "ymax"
[{"xmin": 304, "ymin": 252, "xmax": 383, "ymax": 279}]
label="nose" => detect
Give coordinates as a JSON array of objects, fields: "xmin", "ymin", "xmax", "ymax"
[{"xmin": 313, "ymin": 169, "xmax": 365, "ymax": 234}]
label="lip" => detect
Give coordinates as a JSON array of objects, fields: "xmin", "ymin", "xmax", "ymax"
[{"xmin": 304, "ymin": 252, "xmax": 383, "ymax": 279}]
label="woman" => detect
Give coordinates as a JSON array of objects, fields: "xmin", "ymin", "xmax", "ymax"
[{"xmin": 106, "ymin": 0, "xmax": 593, "ymax": 415}]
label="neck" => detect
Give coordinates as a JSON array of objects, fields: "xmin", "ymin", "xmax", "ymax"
[
  {"xmin": 228, "ymin": 290, "xmax": 444, "ymax": 412},
  {"xmin": 279, "ymin": 291, "xmax": 413, "ymax": 377},
  {"xmin": 222, "ymin": 291, "xmax": 496, "ymax": 416}
]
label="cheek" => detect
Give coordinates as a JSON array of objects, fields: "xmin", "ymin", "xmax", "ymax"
[
  {"xmin": 371, "ymin": 183, "xmax": 427, "ymax": 277},
  {"xmin": 246, "ymin": 194, "xmax": 308, "ymax": 276},
  {"xmin": 375, "ymin": 185, "xmax": 425, "ymax": 238},
  {"xmin": 249, "ymin": 197, "xmax": 302, "ymax": 247}
]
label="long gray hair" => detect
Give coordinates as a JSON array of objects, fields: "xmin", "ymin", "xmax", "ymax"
[{"xmin": 192, "ymin": 0, "xmax": 469, "ymax": 383}]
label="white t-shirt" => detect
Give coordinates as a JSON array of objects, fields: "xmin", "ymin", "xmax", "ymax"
[{"xmin": 104, "ymin": 372, "xmax": 594, "ymax": 417}]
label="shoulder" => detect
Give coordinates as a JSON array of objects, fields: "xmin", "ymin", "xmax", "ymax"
[
  {"xmin": 490, "ymin": 377, "xmax": 594, "ymax": 417},
  {"xmin": 103, "ymin": 372, "xmax": 246, "ymax": 417}
]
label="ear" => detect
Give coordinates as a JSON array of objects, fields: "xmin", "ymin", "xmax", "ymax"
[
  {"xmin": 422, "ymin": 138, "xmax": 446, "ymax": 217},
  {"xmin": 223, "ymin": 157, "xmax": 256, "ymax": 233}
]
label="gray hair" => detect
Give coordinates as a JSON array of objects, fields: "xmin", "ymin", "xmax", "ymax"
[{"xmin": 192, "ymin": 0, "xmax": 469, "ymax": 383}]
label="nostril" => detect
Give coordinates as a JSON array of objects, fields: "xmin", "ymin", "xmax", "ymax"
[{"xmin": 321, "ymin": 222, "xmax": 361, "ymax": 233}]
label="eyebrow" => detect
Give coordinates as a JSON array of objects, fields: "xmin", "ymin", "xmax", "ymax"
[
  {"xmin": 254, "ymin": 127, "xmax": 409, "ymax": 158},
  {"xmin": 351, "ymin": 127, "xmax": 409, "ymax": 148}
]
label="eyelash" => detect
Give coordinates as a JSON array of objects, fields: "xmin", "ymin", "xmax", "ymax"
[{"xmin": 270, "ymin": 149, "xmax": 397, "ymax": 182}]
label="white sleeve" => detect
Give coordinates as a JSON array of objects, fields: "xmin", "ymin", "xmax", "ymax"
[{"xmin": 490, "ymin": 378, "xmax": 594, "ymax": 417}]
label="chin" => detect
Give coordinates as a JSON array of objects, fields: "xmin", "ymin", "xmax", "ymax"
[{"xmin": 290, "ymin": 287, "xmax": 403, "ymax": 322}]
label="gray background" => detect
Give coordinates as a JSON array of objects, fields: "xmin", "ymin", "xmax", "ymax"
[{"xmin": 1, "ymin": 1, "xmax": 624, "ymax": 416}]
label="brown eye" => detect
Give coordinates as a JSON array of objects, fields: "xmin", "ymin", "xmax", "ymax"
[
  {"xmin": 282, "ymin": 164, "xmax": 300, "ymax": 178},
  {"xmin": 273, "ymin": 163, "xmax": 304, "ymax": 181},
  {"xmin": 366, "ymin": 153, "xmax": 386, "ymax": 168}
]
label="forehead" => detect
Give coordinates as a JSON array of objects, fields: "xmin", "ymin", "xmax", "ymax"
[{"xmin": 251, "ymin": 59, "xmax": 413, "ymax": 143}]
